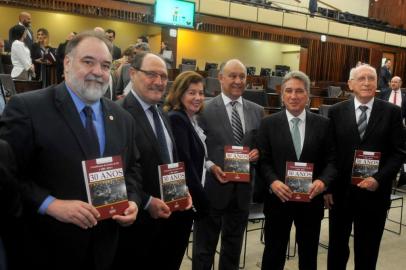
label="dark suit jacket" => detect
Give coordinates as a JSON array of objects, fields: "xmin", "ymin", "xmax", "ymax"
[
  {"xmin": 0, "ymin": 83, "xmax": 143, "ymax": 269},
  {"xmin": 117, "ymin": 91, "xmax": 178, "ymax": 213},
  {"xmin": 115, "ymin": 64, "xmax": 131, "ymax": 96},
  {"xmin": 112, "ymin": 45, "xmax": 121, "ymax": 61},
  {"xmin": 378, "ymin": 66, "xmax": 392, "ymax": 91},
  {"xmin": 379, "ymin": 88, "xmax": 406, "ymax": 121},
  {"xmin": 0, "ymin": 139, "xmax": 20, "ymax": 224},
  {"xmin": 257, "ymin": 109, "xmax": 336, "ymax": 212},
  {"xmin": 168, "ymin": 110, "xmax": 209, "ymax": 217},
  {"xmin": 328, "ymin": 98, "xmax": 406, "ymax": 209},
  {"xmin": 198, "ymin": 95, "xmax": 264, "ymax": 210}
]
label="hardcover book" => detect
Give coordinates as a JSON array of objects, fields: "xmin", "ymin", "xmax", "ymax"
[
  {"xmin": 351, "ymin": 150, "xmax": 381, "ymax": 185},
  {"xmin": 223, "ymin": 145, "xmax": 250, "ymax": 182},
  {"xmin": 158, "ymin": 162, "xmax": 189, "ymax": 211},
  {"xmin": 82, "ymin": 155, "xmax": 129, "ymax": 220},
  {"xmin": 285, "ymin": 162, "xmax": 314, "ymax": 202}
]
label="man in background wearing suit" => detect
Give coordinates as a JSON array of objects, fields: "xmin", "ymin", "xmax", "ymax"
[
  {"xmin": 325, "ymin": 64, "xmax": 406, "ymax": 270},
  {"xmin": 379, "ymin": 76, "xmax": 406, "ymax": 123},
  {"xmin": 257, "ymin": 71, "xmax": 336, "ymax": 270},
  {"xmin": 105, "ymin": 29, "xmax": 121, "ymax": 61},
  {"xmin": 116, "ymin": 52, "xmax": 192, "ymax": 270},
  {"xmin": 0, "ymin": 31, "xmax": 141, "ymax": 270},
  {"xmin": 378, "ymin": 59, "xmax": 392, "ymax": 91},
  {"xmin": 8, "ymin": 12, "xmax": 34, "ymax": 52},
  {"xmin": 193, "ymin": 59, "xmax": 264, "ymax": 270}
]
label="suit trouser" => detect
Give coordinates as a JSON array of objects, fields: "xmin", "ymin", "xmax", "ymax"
[
  {"xmin": 192, "ymin": 194, "xmax": 249, "ymax": 270},
  {"xmin": 261, "ymin": 202, "xmax": 323, "ymax": 270},
  {"xmin": 327, "ymin": 190, "xmax": 387, "ymax": 270},
  {"xmin": 115, "ymin": 209, "xmax": 193, "ymax": 270}
]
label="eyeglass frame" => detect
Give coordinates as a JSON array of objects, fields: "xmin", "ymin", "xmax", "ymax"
[{"xmin": 134, "ymin": 68, "xmax": 168, "ymax": 82}]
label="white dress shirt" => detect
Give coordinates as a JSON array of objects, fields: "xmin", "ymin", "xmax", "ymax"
[
  {"xmin": 354, "ymin": 97, "xmax": 374, "ymax": 124},
  {"xmin": 221, "ymin": 92, "xmax": 246, "ymax": 133},
  {"xmin": 389, "ymin": 89, "xmax": 402, "ymax": 107}
]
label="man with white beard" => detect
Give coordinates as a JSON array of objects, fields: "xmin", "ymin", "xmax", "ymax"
[{"xmin": 0, "ymin": 31, "xmax": 143, "ymax": 270}]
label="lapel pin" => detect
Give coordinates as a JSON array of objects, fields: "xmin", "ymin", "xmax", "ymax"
[{"xmin": 109, "ymin": 115, "xmax": 114, "ymax": 121}]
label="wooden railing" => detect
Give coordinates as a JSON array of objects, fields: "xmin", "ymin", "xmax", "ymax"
[{"xmin": 0, "ymin": 0, "xmax": 153, "ymax": 23}]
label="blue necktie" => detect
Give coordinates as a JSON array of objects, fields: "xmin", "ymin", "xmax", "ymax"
[
  {"xmin": 83, "ymin": 106, "xmax": 100, "ymax": 158},
  {"xmin": 358, "ymin": 105, "xmax": 368, "ymax": 139},
  {"xmin": 150, "ymin": 105, "xmax": 171, "ymax": 164},
  {"xmin": 291, "ymin": 117, "xmax": 301, "ymax": 159}
]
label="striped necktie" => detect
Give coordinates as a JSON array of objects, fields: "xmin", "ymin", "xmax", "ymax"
[
  {"xmin": 149, "ymin": 105, "xmax": 171, "ymax": 164},
  {"xmin": 83, "ymin": 106, "xmax": 100, "ymax": 158},
  {"xmin": 230, "ymin": 101, "xmax": 243, "ymax": 145},
  {"xmin": 357, "ymin": 105, "xmax": 368, "ymax": 139}
]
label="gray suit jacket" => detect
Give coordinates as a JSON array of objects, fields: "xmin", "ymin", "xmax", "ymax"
[{"xmin": 198, "ymin": 94, "xmax": 264, "ymax": 210}]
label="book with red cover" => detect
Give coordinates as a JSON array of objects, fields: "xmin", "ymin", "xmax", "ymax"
[
  {"xmin": 223, "ymin": 145, "xmax": 250, "ymax": 182},
  {"xmin": 158, "ymin": 162, "xmax": 189, "ymax": 211},
  {"xmin": 82, "ymin": 155, "xmax": 129, "ymax": 220},
  {"xmin": 285, "ymin": 162, "xmax": 314, "ymax": 202},
  {"xmin": 351, "ymin": 150, "xmax": 381, "ymax": 185}
]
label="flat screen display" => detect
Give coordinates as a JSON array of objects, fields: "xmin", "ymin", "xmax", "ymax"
[{"xmin": 154, "ymin": 0, "xmax": 195, "ymax": 29}]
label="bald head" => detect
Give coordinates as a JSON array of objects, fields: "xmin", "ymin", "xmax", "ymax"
[
  {"xmin": 390, "ymin": 76, "xmax": 402, "ymax": 91},
  {"xmin": 219, "ymin": 59, "xmax": 247, "ymax": 100},
  {"xmin": 19, "ymin": 12, "xmax": 31, "ymax": 28}
]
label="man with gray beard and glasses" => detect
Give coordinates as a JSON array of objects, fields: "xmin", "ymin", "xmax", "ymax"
[{"xmin": 0, "ymin": 31, "xmax": 143, "ymax": 270}]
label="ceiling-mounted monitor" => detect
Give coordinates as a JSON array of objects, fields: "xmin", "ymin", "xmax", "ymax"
[{"xmin": 154, "ymin": 0, "xmax": 195, "ymax": 29}]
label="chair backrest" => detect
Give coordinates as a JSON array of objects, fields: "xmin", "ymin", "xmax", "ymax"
[
  {"xmin": 179, "ymin": 64, "xmax": 196, "ymax": 72},
  {"xmin": 0, "ymin": 74, "xmax": 17, "ymax": 97},
  {"xmin": 243, "ymin": 89, "xmax": 268, "ymax": 107},
  {"xmin": 327, "ymin": 86, "xmax": 342, "ymax": 98},
  {"xmin": 207, "ymin": 69, "xmax": 219, "ymax": 78},
  {"xmin": 205, "ymin": 77, "xmax": 221, "ymax": 97}
]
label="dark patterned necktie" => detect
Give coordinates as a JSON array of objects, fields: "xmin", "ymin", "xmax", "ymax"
[
  {"xmin": 149, "ymin": 105, "xmax": 170, "ymax": 164},
  {"xmin": 357, "ymin": 105, "xmax": 368, "ymax": 139},
  {"xmin": 230, "ymin": 101, "xmax": 243, "ymax": 145},
  {"xmin": 83, "ymin": 106, "xmax": 100, "ymax": 158}
]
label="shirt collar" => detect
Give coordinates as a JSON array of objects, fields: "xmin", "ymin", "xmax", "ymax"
[
  {"xmin": 285, "ymin": 109, "xmax": 306, "ymax": 123},
  {"xmin": 65, "ymin": 83, "xmax": 102, "ymax": 120},
  {"xmin": 221, "ymin": 92, "xmax": 243, "ymax": 106},
  {"xmin": 392, "ymin": 88, "xmax": 401, "ymax": 93},
  {"xmin": 354, "ymin": 96, "xmax": 374, "ymax": 111},
  {"xmin": 130, "ymin": 89, "xmax": 155, "ymax": 112}
]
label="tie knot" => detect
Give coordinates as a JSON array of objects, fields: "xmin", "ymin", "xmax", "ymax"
[
  {"xmin": 149, "ymin": 105, "xmax": 158, "ymax": 115},
  {"xmin": 230, "ymin": 101, "xmax": 238, "ymax": 107},
  {"xmin": 291, "ymin": 117, "xmax": 300, "ymax": 126},
  {"xmin": 359, "ymin": 105, "xmax": 368, "ymax": 112},
  {"xmin": 83, "ymin": 106, "xmax": 93, "ymax": 117}
]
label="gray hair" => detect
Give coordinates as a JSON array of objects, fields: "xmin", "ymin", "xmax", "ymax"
[
  {"xmin": 65, "ymin": 30, "xmax": 112, "ymax": 56},
  {"xmin": 349, "ymin": 64, "xmax": 376, "ymax": 80},
  {"xmin": 281, "ymin": 71, "xmax": 311, "ymax": 93}
]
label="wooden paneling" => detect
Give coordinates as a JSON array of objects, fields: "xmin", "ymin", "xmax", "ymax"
[{"xmin": 369, "ymin": 0, "xmax": 405, "ymax": 29}]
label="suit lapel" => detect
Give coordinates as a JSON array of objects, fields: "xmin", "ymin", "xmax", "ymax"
[
  {"xmin": 124, "ymin": 93, "xmax": 165, "ymax": 161},
  {"xmin": 101, "ymin": 99, "xmax": 119, "ymax": 157},
  {"xmin": 157, "ymin": 105, "xmax": 178, "ymax": 161},
  {"xmin": 362, "ymin": 99, "xmax": 383, "ymax": 141},
  {"xmin": 214, "ymin": 96, "xmax": 234, "ymax": 143},
  {"xmin": 279, "ymin": 111, "xmax": 297, "ymax": 161},
  {"xmin": 54, "ymin": 83, "xmax": 91, "ymax": 158},
  {"xmin": 301, "ymin": 110, "xmax": 314, "ymax": 160}
]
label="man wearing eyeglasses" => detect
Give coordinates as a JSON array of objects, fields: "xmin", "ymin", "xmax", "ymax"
[
  {"xmin": 115, "ymin": 52, "xmax": 193, "ymax": 270},
  {"xmin": 325, "ymin": 64, "xmax": 405, "ymax": 270}
]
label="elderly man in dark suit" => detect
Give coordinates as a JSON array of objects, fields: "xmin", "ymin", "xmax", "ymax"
[
  {"xmin": 257, "ymin": 71, "xmax": 336, "ymax": 270},
  {"xmin": 0, "ymin": 31, "xmax": 142, "ymax": 270},
  {"xmin": 115, "ymin": 52, "xmax": 192, "ymax": 270},
  {"xmin": 193, "ymin": 59, "xmax": 264, "ymax": 270},
  {"xmin": 325, "ymin": 64, "xmax": 406, "ymax": 270}
]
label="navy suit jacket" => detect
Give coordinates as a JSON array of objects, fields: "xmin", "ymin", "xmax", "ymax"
[
  {"xmin": 168, "ymin": 110, "xmax": 210, "ymax": 217},
  {"xmin": 257, "ymin": 109, "xmax": 336, "ymax": 213},
  {"xmin": 328, "ymin": 98, "xmax": 406, "ymax": 209}
]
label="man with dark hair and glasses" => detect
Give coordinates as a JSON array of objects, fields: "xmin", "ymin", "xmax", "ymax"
[{"xmin": 115, "ymin": 52, "xmax": 193, "ymax": 270}]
